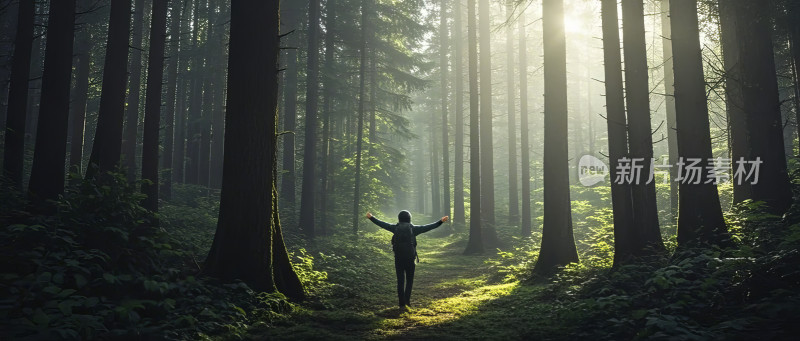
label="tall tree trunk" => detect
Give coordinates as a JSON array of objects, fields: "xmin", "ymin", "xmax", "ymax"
[
  {"xmin": 453, "ymin": 0, "xmax": 466, "ymax": 225},
  {"xmin": 86, "ymin": 0, "xmax": 132, "ymax": 179},
  {"xmin": 319, "ymin": 0, "xmax": 337, "ymax": 233},
  {"xmin": 122, "ymin": 0, "xmax": 146, "ymax": 183},
  {"xmin": 601, "ymin": 0, "xmax": 634, "ymax": 265},
  {"xmin": 431, "ymin": 125, "xmax": 441, "ymax": 217},
  {"xmin": 204, "ymin": 0, "xmax": 304, "ymax": 296},
  {"xmin": 731, "ymin": 0, "xmax": 791, "ymax": 213},
  {"xmin": 2, "ymin": 0, "xmax": 34, "ymax": 189},
  {"xmin": 660, "ymin": 0, "xmax": 678, "ymax": 220},
  {"xmin": 534, "ymin": 0, "xmax": 578, "ymax": 275},
  {"xmin": 280, "ymin": 0, "xmax": 299, "ymax": 217},
  {"xmin": 718, "ymin": 0, "xmax": 749, "ymax": 203},
  {"xmin": 27, "ymin": 0, "xmax": 77, "ymax": 204},
  {"xmin": 670, "ymin": 0, "xmax": 728, "ymax": 246},
  {"xmin": 68, "ymin": 0, "xmax": 94, "ymax": 178},
  {"xmin": 140, "ymin": 0, "xmax": 167, "ymax": 213},
  {"xmin": 352, "ymin": 0, "xmax": 369, "ymax": 235},
  {"xmin": 161, "ymin": 0, "xmax": 185, "ymax": 199},
  {"xmin": 621, "ymin": 0, "xmax": 663, "ymax": 254},
  {"xmin": 440, "ymin": 0, "xmax": 451, "ymax": 221},
  {"xmin": 519, "ymin": 11, "xmax": 531, "ymax": 236},
  {"xmin": 184, "ymin": 0, "xmax": 202, "ymax": 185},
  {"xmin": 506, "ymin": 2, "xmax": 519, "ymax": 225},
  {"xmin": 299, "ymin": 0, "xmax": 321, "ymax": 239},
  {"xmin": 478, "ymin": 0, "xmax": 496, "ymax": 247},
  {"xmin": 463, "ymin": 0, "xmax": 483, "ymax": 255}
]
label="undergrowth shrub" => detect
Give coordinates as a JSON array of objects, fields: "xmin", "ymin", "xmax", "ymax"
[{"xmin": 0, "ymin": 173, "xmax": 298, "ymax": 339}]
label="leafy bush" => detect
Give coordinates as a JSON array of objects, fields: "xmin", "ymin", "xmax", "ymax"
[{"xmin": 0, "ymin": 173, "xmax": 297, "ymax": 339}]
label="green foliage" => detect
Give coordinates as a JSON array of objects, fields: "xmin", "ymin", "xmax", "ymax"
[{"xmin": 0, "ymin": 174, "xmax": 298, "ymax": 339}]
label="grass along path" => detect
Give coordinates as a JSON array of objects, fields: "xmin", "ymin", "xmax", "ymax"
[{"xmin": 247, "ymin": 232, "xmax": 567, "ymax": 340}]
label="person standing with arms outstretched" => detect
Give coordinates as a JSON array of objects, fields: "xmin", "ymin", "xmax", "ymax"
[{"xmin": 367, "ymin": 210, "xmax": 449, "ymax": 308}]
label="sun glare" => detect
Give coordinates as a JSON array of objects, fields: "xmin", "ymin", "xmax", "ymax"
[{"xmin": 564, "ymin": 16, "xmax": 583, "ymax": 33}]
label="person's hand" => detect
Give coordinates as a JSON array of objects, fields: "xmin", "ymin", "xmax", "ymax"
[
  {"xmin": 366, "ymin": 212, "xmax": 373, "ymax": 219},
  {"xmin": 441, "ymin": 216, "xmax": 449, "ymax": 223}
]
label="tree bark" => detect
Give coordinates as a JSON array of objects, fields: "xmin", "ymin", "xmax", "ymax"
[
  {"xmin": 27, "ymin": 0, "xmax": 77, "ymax": 205},
  {"xmin": 86, "ymin": 0, "xmax": 132, "ymax": 179},
  {"xmin": 534, "ymin": 0, "xmax": 579, "ymax": 275},
  {"xmin": 478, "ymin": 0, "xmax": 496, "ymax": 247},
  {"xmin": 2, "ymin": 0, "xmax": 34, "ymax": 189},
  {"xmin": 204, "ymin": 0, "xmax": 290, "ymax": 293},
  {"xmin": 621, "ymin": 0, "xmax": 663, "ymax": 254},
  {"xmin": 184, "ymin": 0, "xmax": 202, "ymax": 185},
  {"xmin": 463, "ymin": 0, "xmax": 483, "ymax": 255},
  {"xmin": 671, "ymin": 0, "xmax": 728, "ymax": 246},
  {"xmin": 601, "ymin": 0, "xmax": 634, "ymax": 265}
]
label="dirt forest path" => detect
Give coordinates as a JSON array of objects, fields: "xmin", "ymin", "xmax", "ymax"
[{"xmin": 248, "ymin": 234, "xmax": 563, "ymax": 340}]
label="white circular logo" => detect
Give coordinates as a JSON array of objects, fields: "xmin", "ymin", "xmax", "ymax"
[{"xmin": 578, "ymin": 155, "xmax": 608, "ymax": 187}]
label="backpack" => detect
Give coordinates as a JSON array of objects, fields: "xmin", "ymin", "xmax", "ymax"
[{"xmin": 392, "ymin": 222, "xmax": 417, "ymax": 261}]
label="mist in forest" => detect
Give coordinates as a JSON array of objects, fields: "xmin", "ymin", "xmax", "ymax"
[{"xmin": 1, "ymin": 0, "xmax": 799, "ymax": 339}]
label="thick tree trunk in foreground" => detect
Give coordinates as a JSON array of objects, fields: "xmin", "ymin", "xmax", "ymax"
[
  {"xmin": 141, "ymin": 0, "xmax": 167, "ymax": 212},
  {"xmin": 27, "ymin": 0, "xmax": 77, "ymax": 204},
  {"xmin": 519, "ymin": 12, "xmax": 531, "ymax": 237},
  {"xmin": 534, "ymin": 0, "xmax": 578, "ymax": 274},
  {"xmin": 621, "ymin": 0, "xmax": 664, "ymax": 255},
  {"xmin": 601, "ymin": 0, "xmax": 634, "ymax": 265},
  {"xmin": 671, "ymin": 0, "xmax": 728, "ymax": 246},
  {"xmin": 205, "ymin": 0, "xmax": 303, "ymax": 299},
  {"xmin": 122, "ymin": 0, "xmax": 146, "ymax": 183},
  {"xmin": 86, "ymin": 0, "xmax": 132, "ymax": 179},
  {"xmin": 2, "ymin": 0, "xmax": 34, "ymax": 189},
  {"xmin": 453, "ymin": 0, "xmax": 466, "ymax": 225},
  {"xmin": 478, "ymin": 0, "xmax": 496, "ymax": 247},
  {"xmin": 464, "ymin": 0, "xmax": 483, "ymax": 255}
]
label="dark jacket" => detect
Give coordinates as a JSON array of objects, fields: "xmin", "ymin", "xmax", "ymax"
[{"xmin": 368, "ymin": 216, "xmax": 444, "ymax": 236}]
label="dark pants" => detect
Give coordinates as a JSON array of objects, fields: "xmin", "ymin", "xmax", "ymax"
[{"xmin": 394, "ymin": 256, "xmax": 416, "ymax": 306}]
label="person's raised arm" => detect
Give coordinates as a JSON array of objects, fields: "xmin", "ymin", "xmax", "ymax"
[
  {"xmin": 414, "ymin": 216, "xmax": 449, "ymax": 235},
  {"xmin": 366, "ymin": 212, "xmax": 395, "ymax": 232}
]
